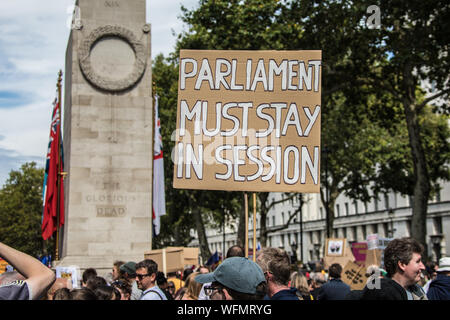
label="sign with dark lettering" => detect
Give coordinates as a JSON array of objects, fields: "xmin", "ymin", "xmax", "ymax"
[{"xmin": 174, "ymin": 50, "xmax": 322, "ymax": 193}]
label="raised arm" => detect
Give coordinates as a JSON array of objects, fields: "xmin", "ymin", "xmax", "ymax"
[{"xmin": 0, "ymin": 242, "xmax": 55, "ymax": 300}]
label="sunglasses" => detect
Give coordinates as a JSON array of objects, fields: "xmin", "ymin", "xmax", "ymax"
[
  {"xmin": 204, "ymin": 285, "xmax": 224, "ymax": 296},
  {"xmin": 136, "ymin": 273, "xmax": 151, "ymax": 280},
  {"xmin": 168, "ymin": 285, "xmax": 175, "ymax": 289}
]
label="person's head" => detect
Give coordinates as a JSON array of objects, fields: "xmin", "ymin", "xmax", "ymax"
[
  {"xmin": 71, "ymin": 287, "xmax": 98, "ymax": 300},
  {"xmin": 310, "ymin": 272, "xmax": 326, "ymax": 288},
  {"xmin": 85, "ymin": 276, "xmax": 107, "ymax": 291},
  {"xmin": 197, "ymin": 265, "xmax": 210, "ymax": 274},
  {"xmin": 94, "ymin": 285, "xmax": 121, "ymax": 300},
  {"xmin": 156, "ymin": 271, "xmax": 168, "ymax": 289},
  {"xmin": 119, "ymin": 261, "xmax": 137, "ymax": 279},
  {"xmin": 184, "ymin": 272, "xmax": 203, "ymax": 300},
  {"xmin": 226, "ymin": 245, "xmax": 245, "ymax": 258},
  {"xmin": 135, "ymin": 259, "xmax": 158, "ymax": 291},
  {"xmin": 53, "ymin": 287, "xmax": 72, "ymax": 300},
  {"xmin": 82, "ymin": 268, "xmax": 97, "ymax": 287},
  {"xmin": 167, "ymin": 280, "xmax": 176, "ymax": 297},
  {"xmin": 195, "ymin": 257, "xmax": 266, "ymax": 300},
  {"xmin": 290, "ymin": 271, "xmax": 309, "ymax": 294},
  {"xmin": 183, "ymin": 267, "xmax": 193, "ymax": 283},
  {"xmin": 383, "ymin": 237, "xmax": 425, "ymax": 286},
  {"xmin": 112, "ymin": 260, "xmax": 125, "ymax": 281},
  {"xmin": 436, "ymin": 257, "xmax": 450, "ymax": 276},
  {"xmin": 46, "ymin": 277, "xmax": 72, "ymax": 300},
  {"xmin": 111, "ymin": 280, "xmax": 132, "ymax": 300},
  {"xmin": 256, "ymin": 247, "xmax": 291, "ymax": 287},
  {"xmin": 328, "ymin": 263, "xmax": 343, "ymax": 279}
]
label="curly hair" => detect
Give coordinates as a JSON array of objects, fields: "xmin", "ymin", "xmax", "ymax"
[{"xmin": 383, "ymin": 237, "xmax": 424, "ymax": 277}]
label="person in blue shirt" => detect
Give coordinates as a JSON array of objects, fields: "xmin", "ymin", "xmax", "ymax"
[
  {"xmin": 427, "ymin": 257, "xmax": 450, "ymax": 300},
  {"xmin": 317, "ymin": 263, "xmax": 350, "ymax": 300}
]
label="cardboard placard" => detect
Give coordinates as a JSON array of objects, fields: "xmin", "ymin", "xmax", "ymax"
[
  {"xmin": 325, "ymin": 238, "xmax": 345, "ymax": 257},
  {"xmin": 174, "ymin": 50, "xmax": 322, "ymax": 193},
  {"xmin": 144, "ymin": 247, "xmax": 199, "ymax": 274},
  {"xmin": 323, "ymin": 238, "xmax": 355, "ymax": 269},
  {"xmin": 342, "ymin": 261, "xmax": 369, "ymax": 291}
]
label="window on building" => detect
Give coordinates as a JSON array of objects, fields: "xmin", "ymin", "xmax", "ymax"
[
  {"xmin": 272, "ymin": 216, "xmax": 276, "ymax": 226},
  {"xmin": 319, "ymin": 207, "xmax": 323, "ymax": 219},
  {"xmin": 374, "ymin": 196, "xmax": 379, "ymax": 211},
  {"xmin": 343, "ymin": 228, "xmax": 347, "ymax": 238},
  {"xmin": 345, "ymin": 203, "xmax": 349, "ymax": 216},
  {"xmin": 336, "ymin": 204, "xmax": 340, "ymax": 217},
  {"xmin": 281, "ymin": 212, "xmax": 285, "ymax": 225},
  {"xmin": 372, "ymin": 224, "xmax": 378, "ymax": 234},
  {"xmin": 384, "ymin": 194, "xmax": 390, "ymax": 210},
  {"xmin": 362, "ymin": 225, "xmax": 367, "ymax": 240},
  {"xmin": 364, "ymin": 201, "xmax": 368, "ymax": 213},
  {"xmin": 280, "ymin": 235, "xmax": 285, "ymax": 248},
  {"xmin": 354, "ymin": 201, "xmax": 358, "ymax": 215}
]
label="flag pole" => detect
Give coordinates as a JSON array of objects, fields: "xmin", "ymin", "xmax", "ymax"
[
  {"xmin": 244, "ymin": 192, "xmax": 248, "ymax": 258},
  {"xmin": 55, "ymin": 70, "xmax": 63, "ymax": 261},
  {"xmin": 150, "ymin": 81, "xmax": 156, "ymax": 251},
  {"xmin": 253, "ymin": 193, "xmax": 257, "ymax": 262}
]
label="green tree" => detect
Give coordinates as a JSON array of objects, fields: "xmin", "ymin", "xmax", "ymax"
[{"xmin": 0, "ymin": 162, "xmax": 47, "ymax": 257}]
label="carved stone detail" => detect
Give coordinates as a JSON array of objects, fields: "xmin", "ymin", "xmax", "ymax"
[{"xmin": 78, "ymin": 25, "xmax": 146, "ymax": 92}]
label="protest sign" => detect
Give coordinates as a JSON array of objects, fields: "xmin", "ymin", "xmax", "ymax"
[
  {"xmin": 173, "ymin": 50, "xmax": 322, "ymax": 193},
  {"xmin": 323, "ymin": 238, "xmax": 355, "ymax": 269},
  {"xmin": 351, "ymin": 242, "xmax": 368, "ymax": 265},
  {"xmin": 342, "ymin": 261, "xmax": 368, "ymax": 291},
  {"xmin": 55, "ymin": 266, "xmax": 80, "ymax": 289}
]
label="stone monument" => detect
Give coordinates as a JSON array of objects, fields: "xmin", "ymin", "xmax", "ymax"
[{"xmin": 59, "ymin": 0, "xmax": 153, "ymax": 275}]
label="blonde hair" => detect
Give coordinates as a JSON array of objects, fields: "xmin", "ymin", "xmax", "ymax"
[
  {"xmin": 183, "ymin": 272, "xmax": 203, "ymax": 300},
  {"xmin": 290, "ymin": 271, "xmax": 309, "ymax": 295}
]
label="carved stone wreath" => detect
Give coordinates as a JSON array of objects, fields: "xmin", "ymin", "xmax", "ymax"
[{"xmin": 78, "ymin": 25, "xmax": 146, "ymax": 92}]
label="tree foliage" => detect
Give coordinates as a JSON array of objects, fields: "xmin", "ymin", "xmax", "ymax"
[{"xmin": 0, "ymin": 162, "xmax": 46, "ymax": 257}]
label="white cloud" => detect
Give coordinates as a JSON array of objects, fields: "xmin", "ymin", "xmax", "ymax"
[{"xmin": 0, "ymin": 0, "xmax": 197, "ymax": 186}]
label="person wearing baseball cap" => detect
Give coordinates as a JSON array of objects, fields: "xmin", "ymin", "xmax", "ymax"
[
  {"xmin": 195, "ymin": 257, "xmax": 266, "ymax": 300},
  {"xmin": 119, "ymin": 261, "xmax": 142, "ymax": 300},
  {"xmin": 427, "ymin": 257, "xmax": 450, "ymax": 300}
]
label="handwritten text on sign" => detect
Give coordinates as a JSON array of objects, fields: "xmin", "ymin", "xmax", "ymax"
[{"xmin": 173, "ymin": 50, "xmax": 322, "ymax": 193}]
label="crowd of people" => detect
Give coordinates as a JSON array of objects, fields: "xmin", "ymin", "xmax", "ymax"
[{"xmin": 0, "ymin": 238, "xmax": 449, "ymax": 300}]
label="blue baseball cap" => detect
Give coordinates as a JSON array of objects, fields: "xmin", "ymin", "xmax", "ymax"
[{"xmin": 195, "ymin": 257, "xmax": 266, "ymax": 294}]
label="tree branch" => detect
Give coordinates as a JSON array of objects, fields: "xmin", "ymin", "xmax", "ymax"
[
  {"xmin": 417, "ymin": 89, "xmax": 450, "ymax": 111},
  {"xmin": 267, "ymin": 205, "xmax": 302, "ymax": 234}
]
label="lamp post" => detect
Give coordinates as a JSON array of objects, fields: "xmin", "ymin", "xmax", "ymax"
[
  {"xmin": 290, "ymin": 241, "xmax": 298, "ymax": 265},
  {"xmin": 313, "ymin": 243, "xmax": 321, "ymax": 261},
  {"xmin": 388, "ymin": 208, "xmax": 396, "ymax": 238},
  {"xmin": 430, "ymin": 234, "xmax": 443, "ymax": 262}
]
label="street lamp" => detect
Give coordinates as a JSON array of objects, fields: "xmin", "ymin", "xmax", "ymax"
[
  {"xmin": 290, "ymin": 241, "xmax": 298, "ymax": 264},
  {"xmin": 313, "ymin": 243, "xmax": 321, "ymax": 261},
  {"xmin": 388, "ymin": 208, "xmax": 396, "ymax": 238},
  {"xmin": 430, "ymin": 234, "xmax": 444, "ymax": 262}
]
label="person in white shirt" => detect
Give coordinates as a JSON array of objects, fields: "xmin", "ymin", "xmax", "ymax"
[{"xmin": 135, "ymin": 259, "xmax": 167, "ymax": 300}]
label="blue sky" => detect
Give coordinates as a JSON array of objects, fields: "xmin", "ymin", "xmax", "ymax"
[{"xmin": 0, "ymin": 0, "xmax": 198, "ymax": 187}]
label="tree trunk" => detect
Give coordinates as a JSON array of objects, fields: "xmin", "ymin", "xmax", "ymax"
[
  {"xmin": 258, "ymin": 193, "xmax": 270, "ymax": 247},
  {"xmin": 191, "ymin": 197, "xmax": 211, "ymax": 263},
  {"xmin": 403, "ymin": 101, "xmax": 430, "ymax": 255},
  {"xmin": 236, "ymin": 198, "xmax": 246, "ymax": 249}
]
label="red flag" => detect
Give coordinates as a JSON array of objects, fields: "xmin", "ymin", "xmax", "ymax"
[{"xmin": 42, "ymin": 101, "xmax": 64, "ymax": 240}]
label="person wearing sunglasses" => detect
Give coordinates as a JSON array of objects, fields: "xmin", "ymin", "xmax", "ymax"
[{"xmin": 135, "ymin": 259, "xmax": 167, "ymax": 300}]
